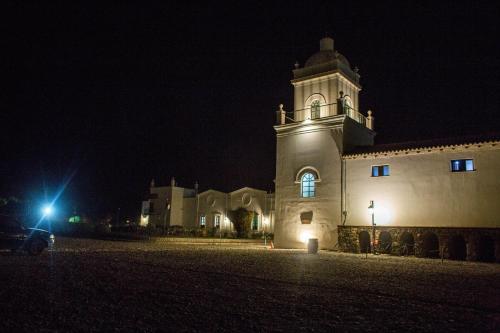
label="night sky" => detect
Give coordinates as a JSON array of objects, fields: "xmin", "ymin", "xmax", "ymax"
[{"xmin": 2, "ymin": 1, "xmax": 499, "ymax": 218}]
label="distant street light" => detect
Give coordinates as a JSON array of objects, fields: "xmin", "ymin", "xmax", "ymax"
[{"xmin": 42, "ymin": 205, "xmax": 54, "ymax": 217}]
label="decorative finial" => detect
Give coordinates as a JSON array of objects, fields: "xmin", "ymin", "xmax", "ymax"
[
  {"xmin": 150, "ymin": 178, "xmax": 155, "ymax": 188},
  {"xmin": 294, "ymin": 61, "xmax": 300, "ymax": 69},
  {"xmin": 354, "ymin": 66, "xmax": 359, "ymax": 73},
  {"xmin": 279, "ymin": 104, "xmax": 284, "ymax": 111},
  {"xmin": 339, "ymin": 91, "xmax": 344, "ymax": 98},
  {"xmin": 366, "ymin": 110, "xmax": 374, "ymax": 130}
]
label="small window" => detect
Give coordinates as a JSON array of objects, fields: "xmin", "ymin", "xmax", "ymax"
[
  {"xmin": 451, "ymin": 159, "xmax": 474, "ymax": 172},
  {"xmin": 214, "ymin": 215, "xmax": 220, "ymax": 228},
  {"xmin": 310, "ymin": 100, "xmax": 320, "ymax": 119},
  {"xmin": 301, "ymin": 172, "xmax": 316, "ymax": 197},
  {"xmin": 200, "ymin": 216, "xmax": 206, "ymax": 228},
  {"xmin": 372, "ymin": 165, "xmax": 390, "ymax": 177},
  {"xmin": 252, "ymin": 214, "xmax": 259, "ymax": 230}
]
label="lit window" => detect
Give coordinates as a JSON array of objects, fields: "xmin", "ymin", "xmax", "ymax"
[
  {"xmin": 301, "ymin": 172, "xmax": 316, "ymax": 197},
  {"xmin": 451, "ymin": 159, "xmax": 474, "ymax": 172},
  {"xmin": 311, "ymin": 100, "xmax": 320, "ymax": 119},
  {"xmin": 372, "ymin": 165, "xmax": 390, "ymax": 177},
  {"xmin": 252, "ymin": 214, "xmax": 259, "ymax": 230},
  {"xmin": 200, "ymin": 216, "xmax": 206, "ymax": 228},
  {"xmin": 214, "ymin": 215, "xmax": 220, "ymax": 228}
]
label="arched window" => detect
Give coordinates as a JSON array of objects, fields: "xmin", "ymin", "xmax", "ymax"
[
  {"xmin": 310, "ymin": 100, "xmax": 320, "ymax": 119},
  {"xmin": 342, "ymin": 95, "xmax": 354, "ymax": 118},
  {"xmin": 301, "ymin": 172, "xmax": 315, "ymax": 198}
]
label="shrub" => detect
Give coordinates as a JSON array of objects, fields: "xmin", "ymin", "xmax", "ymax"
[{"xmin": 228, "ymin": 208, "xmax": 254, "ymax": 238}]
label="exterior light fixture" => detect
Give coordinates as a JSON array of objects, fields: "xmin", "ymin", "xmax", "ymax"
[{"xmin": 368, "ymin": 200, "xmax": 376, "ymax": 254}]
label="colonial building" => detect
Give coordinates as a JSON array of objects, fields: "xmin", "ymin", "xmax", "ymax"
[
  {"xmin": 140, "ymin": 178, "xmax": 275, "ymax": 235},
  {"xmin": 274, "ymin": 37, "xmax": 500, "ymax": 261}
]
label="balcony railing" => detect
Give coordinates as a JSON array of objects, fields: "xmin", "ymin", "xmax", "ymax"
[{"xmin": 284, "ymin": 102, "xmax": 367, "ymax": 126}]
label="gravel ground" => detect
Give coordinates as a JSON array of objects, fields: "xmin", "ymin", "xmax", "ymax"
[{"xmin": 1, "ymin": 237, "xmax": 499, "ymax": 332}]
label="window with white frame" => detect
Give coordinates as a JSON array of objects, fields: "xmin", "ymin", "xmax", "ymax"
[
  {"xmin": 200, "ymin": 215, "xmax": 206, "ymax": 228},
  {"xmin": 214, "ymin": 215, "xmax": 221, "ymax": 228},
  {"xmin": 451, "ymin": 159, "xmax": 474, "ymax": 172},
  {"xmin": 372, "ymin": 165, "xmax": 390, "ymax": 177},
  {"xmin": 301, "ymin": 172, "xmax": 316, "ymax": 197}
]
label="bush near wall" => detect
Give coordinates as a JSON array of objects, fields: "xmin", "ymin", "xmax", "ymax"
[{"xmin": 228, "ymin": 208, "xmax": 254, "ymax": 238}]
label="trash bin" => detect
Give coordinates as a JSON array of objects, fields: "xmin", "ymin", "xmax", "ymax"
[{"xmin": 308, "ymin": 238, "xmax": 318, "ymax": 254}]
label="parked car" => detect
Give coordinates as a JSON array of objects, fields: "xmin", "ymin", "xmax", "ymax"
[{"xmin": 0, "ymin": 216, "xmax": 55, "ymax": 255}]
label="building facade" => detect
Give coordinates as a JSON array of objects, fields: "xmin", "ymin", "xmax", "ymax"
[
  {"xmin": 141, "ymin": 178, "xmax": 275, "ymax": 235},
  {"xmin": 274, "ymin": 37, "xmax": 500, "ymax": 261}
]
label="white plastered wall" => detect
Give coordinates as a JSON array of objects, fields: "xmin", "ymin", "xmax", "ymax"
[
  {"xmin": 274, "ymin": 126, "xmax": 342, "ymax": 249},
  {"xmin": 344, "ymin": 145, "xmax": 500, "ymax": 228}
]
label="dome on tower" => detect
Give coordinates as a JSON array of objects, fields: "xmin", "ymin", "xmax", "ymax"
[
  {"xmin": 305, "ymin": 50, "xmax": 351, "ymax": 68},
  {"xmin": 293, "ymin": 36, "xmax": 359, "ymax": 84},
  {"xmin": 304, "ymin": 37, "xmax": 351, "ymax": 68}
]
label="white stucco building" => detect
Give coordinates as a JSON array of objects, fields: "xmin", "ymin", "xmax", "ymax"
[
  {"xmin": 141, "ymin": 178, "xmax": 275, "ymax": 235},
  {"xmin": 274, "ymin": 37, "xmax": 500, "ymax": 261}
]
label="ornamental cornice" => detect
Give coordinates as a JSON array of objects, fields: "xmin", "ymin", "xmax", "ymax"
[
  {"xmin": 342, "ymin": 140, "xmax": 500, "ymax": 160},
  {"xmin": 291, "ymin": 72, "xmax": 362, "ymax": 90}
]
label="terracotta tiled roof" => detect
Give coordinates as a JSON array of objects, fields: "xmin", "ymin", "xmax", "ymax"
[{"xmin": 344, "ymin": 133, "xmax": 500, "ymax": 156}]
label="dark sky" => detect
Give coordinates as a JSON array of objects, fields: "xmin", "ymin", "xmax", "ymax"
[{"xmin": 2, "ymin": 1, "xmax": 499, "ymax": 218}]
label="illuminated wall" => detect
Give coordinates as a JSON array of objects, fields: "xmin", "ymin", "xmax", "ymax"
[
  {"xmin": 344, "ymin": 143, "xmax": 500, "ymax": 228},
  {"xmin": 274, "ymin": 119, "xmax": 344, "ymax": 249},
  {"xmin": 274, "ymin": 37, "xmax": 373, "ymax": 249}
]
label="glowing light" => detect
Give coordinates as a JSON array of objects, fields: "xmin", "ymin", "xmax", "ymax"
[
  {"xmin": 299, "ymin": 231, "xmax": 312, "ymax": 244},
  {"xmin": 367, "ymin": 202, "xmax": 393, "ymax": 225},
  {"xmin": 42, "ymin": 205, "xmax": 54, "ymax": 216},
  {"xmin": 140, "ymin": 215, "xmax": 149, "ymax": 227},
  {"xmin": 376, "ymin": 205, "xmax": 393, "ymax": 224}
]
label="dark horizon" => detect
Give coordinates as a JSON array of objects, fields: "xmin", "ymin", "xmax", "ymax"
[{"xmin": 2, "ymin": 1, "xmax": 499, "ymax": 219}]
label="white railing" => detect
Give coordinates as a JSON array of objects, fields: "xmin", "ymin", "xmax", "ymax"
[{"xmin": 290, "ymin": 102, "xmax": 367, "ymax": 127}]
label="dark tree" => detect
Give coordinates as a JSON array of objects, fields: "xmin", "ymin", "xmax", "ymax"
[{"xmin": 228, "ymin": 207, "xmax": 254, "ymax": 238}]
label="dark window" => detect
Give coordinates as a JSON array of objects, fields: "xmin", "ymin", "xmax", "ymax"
[
  {"xmin": 451, "ymin": 159, "xmax": 474, "ymax": 172},
  {"xmin": 252, "ymin": 214, "xmax": 259, "ymax": 230},
  {"xmin": 372, "ymin": 165, "xmax": 390, "ymax": 177}
]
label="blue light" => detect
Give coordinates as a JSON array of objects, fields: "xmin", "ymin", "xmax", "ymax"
[{"xmin": 42, "ymin": 205, "xmax": 54, "ymax": 216}]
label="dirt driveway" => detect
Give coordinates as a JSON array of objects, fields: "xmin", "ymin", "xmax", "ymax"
[{"xmin": 1, "ymin": 237, "xmax": 499, "ymax": 332}]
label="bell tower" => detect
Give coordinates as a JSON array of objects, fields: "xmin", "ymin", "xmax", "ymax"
[
  {"xmin": 274, "ymin": 37, "xmax": 375, "ymax": 249},
  {"xmin": 292, "ymin": 37, "xmax": 362, "ymax": 122}
]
